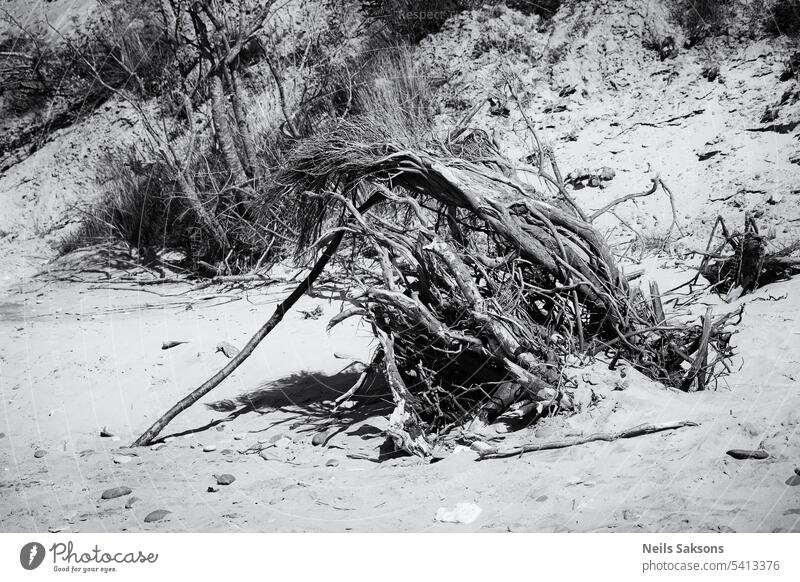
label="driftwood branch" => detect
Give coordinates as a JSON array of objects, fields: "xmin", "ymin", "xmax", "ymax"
[
  {"xmin": 131, "ymin": 196, "xmax": 380, "ymax": 447},
  {"xmin": 478, "ymin": 420, "xmax": 699, "ymax": 459}
]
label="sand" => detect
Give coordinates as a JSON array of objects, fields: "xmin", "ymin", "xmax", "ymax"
[{"xmin": 1, "ymin": 0, "xmax": 799, "ymax": 533}]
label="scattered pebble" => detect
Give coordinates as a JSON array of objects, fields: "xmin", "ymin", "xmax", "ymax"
[
  {"xmin": 325, "ymin": 458, "xmax": 340, "ymax": 467},
  {"xmin": 312, "ymin": 429, "xmax": 333, "ymax": 447},
  {"xmin": 434, "ymin": 502, "xmax": 482, "ymax": 524},
  {"xmin": 215, "ymin": 474, "xmax": 236, "ymax": 486},
  {"xmin": 794, "ymin": 467, "xmax": 800, "ymax": 477},
  {"xmin": 101, "ymin": 486, "xmax": 132, "ymax": 500},
  {"xmin": 144, "ymin": 509, "xmax": 170, "ymax": 523},
  {"xmin": 202, "ymin": 445, "xmax": 217, "ymax": 453},
  {"xmin": 100, "ymin": 428, "xmax": 114, "ymax": 437},
  {"xmin": 726, "ymin": 449, "xmax": 769, "ymax": 460},
  {"xmin": 220, "ymin": 449, "xmax": 233, "ymax": 455},
  {"xmin": 207, "ymin": 486, "xmax": 219, "ymax": 493},
  {"xmin": 233, "ymin": 433, "xmax": 247, "ymax": 441},
  {"xmin": 125, "ymin": 497, "xmax": 140, "ymax": 509},
  {"xmin": 215, "ymin": 425, "xmax": 225, "ymax": 432},
  {"xmin": 33, "ymin": 450, "xmax": 47, "ymax": 458},
  {"xmin": 112, "ymin": 455, "xmax": 132, "ymax": 464}
]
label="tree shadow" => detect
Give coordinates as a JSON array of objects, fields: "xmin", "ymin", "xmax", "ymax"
[{"xmin": 170, "ymin": 369, "xmax": 395, "ymax": 443}]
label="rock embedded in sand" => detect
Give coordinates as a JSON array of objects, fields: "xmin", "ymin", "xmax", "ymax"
[
  {"xmin": 311, "ymin": 429, "xmax": 333, "ymax": 446},
  {"xmin": 207, "ymin": 486, "xmax": 219, "ymax": 493},
  {"xmin": 203, "ymin": 444, "xmax": 217, "ymax": 452},
  {"xmin": 34, "ymin": 449, "xmax": 47, "ymax": 458},
  {"xmin": 215, "ymin": 474, "xmax": 236, "ymax": 485},
  {"xmin": 101, "ymin": 486, "xmax": 132, "ymax": 500},
  {"xmin": 100, "ymin": 427, "xmax": 114, "ymax": 437},
  {"xmin": 112, "ymin": 455, "xmax": 132, "ymax": 464},
  {"xmin": 325, "ymin": 458, "xmax": 340, "ymax": 467},
  {"xmin": 144, "ymin": 509, "xmax": 170, "ymax": 523},
  {"xmin": 233, "ymin": 433, "xmax": 247, "ymax": 441},
  {"xmin": 726, "ymin": 449, "xmax": 769, "ymax": 460},
  {"xmin": 125, "ymin": 497, "xmax": 140, "ymax": 509}
]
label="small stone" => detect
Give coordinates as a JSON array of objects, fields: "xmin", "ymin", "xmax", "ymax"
[
  {"xmin": 112, "ymin": 455, "xmax": 132, "ymax": 464},
  {"xmin": 101, "ymin": 486, "xmax": 132, "ymax": 500},
  {"xmin": 100, "ymin": 428, "xmax": 114, "ymax": 437},
  {"xmin": 794, "ymin": 467, "xmax": 800, "ymax": 476},
  {"xmin": 325, "ymin": 458, "xmax": 340, "ymax": 467},
  {"xmin": 215, "ymin": 474, "xmax": 236, "ymax": 486},
  {"xmin": 125, "ymin": 497, "xmax": 140, "ymax": 509},
  {"xmin": 311, "ymin": 429, "xmax": 333, "ymax": 447},
  {"xmin": 215, "ymin": 425, "xmax": 225, "ymax": 432},
  {"xmin": 150, "ymin": 443, "xmax": 166, "ymax": 451},
  {"xmin": 202, "ymin": 445, "xmax": 217, "ymax": 453},
  {"xmin": 144, "ymin": 509, "xmax": 170, "ymax": 523},
  {"xmin": 233, "ymin": 433, "xmax": 247, "ymax": 441},
  {"xmin": 726, "ymin": 449, "xmax": 769, "ymax": 460},
  {"xmin": 220, "ymin": 449, "xmax": 233, "ymax": 455},
  {"xmin": 34, "ymin": 449, "xmax": 47, "ymax": 458},
  {"xmin": 767, "ymin": 193, "xmax": 784, "ymax": 205},
  {"xmin": 207, "ymin": 486, "xmax": 219, "ymax": 493}
]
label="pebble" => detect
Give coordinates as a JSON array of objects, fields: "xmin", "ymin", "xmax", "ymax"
[
  {"xmin": 150, "ymin": 443, "xmax": 166, "ymax": 451},
  {"xmin": 144, "ymin": 509, "xmax": 170, "ymax": 523},
  {"xmin": 34, "ymin": 450, "xmax": 47, "ymax": 458},
  {"xmin": 325, "ymin": 458, "xmax": 340, "ymax": 467},
  {"xmin": 215, "ymin": 474, "xmax": 236, "ymax": 486},
  {"xmin": 233, "ymin": 433, "xmax": 247, "ymax": 441},
  {"xmin": 726, "ymin": 449, "xmax": 769, "ymax": 460},
  {"xmin": 125, "ymin": 497, "xmax": 140, "ymax": 509},
  {"xmin": 100, "ymin": 428, "xmax": 114, "ymax": 437},
  {"xmin": 794, "ymin": 467, "xmax": 800, "ymax": 477},
  {"xmin": 112, "ymin": 455, "xmax": 132, "ymax": 464},
  {"xmin": 312, "ymin": 429, "xmax": 333, "ymax": 446},
  {"xmin": 101, "ymin": 486, "xmax": 132, "ymax": 500},
  {"xmin": 207, "ymin": 486, "xmax": 219, "ymax": 493},
  {"xmin": 202, "ymin": 445, "xmax": 217, "ymax": 453}
]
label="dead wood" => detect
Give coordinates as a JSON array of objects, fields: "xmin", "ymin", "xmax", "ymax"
[{"xmin": 478, "ymin": 420, "xmax": 699, "ymax": 459}]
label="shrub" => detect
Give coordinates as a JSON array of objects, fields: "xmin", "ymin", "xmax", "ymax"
[
  {"xmin": 360, "ymin": 0, "xmax": 481, "ymax": 42},
  {"xmin": 671, "ymin": 0, "xmax": 730, "ymax": 42},
  {"xmin": 764, "ymin": 0, "xmax": 800, "ymax": 35}
]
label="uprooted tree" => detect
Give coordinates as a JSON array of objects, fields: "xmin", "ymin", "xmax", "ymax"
[{"xmin": 132, "ymin": 118, "xmax": 744, "ymax": 456}]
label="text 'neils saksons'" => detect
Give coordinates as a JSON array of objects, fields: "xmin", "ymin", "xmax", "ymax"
[{"xmin": 643, "ymin": 543, "xmax": 724, "ymax": 554}]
